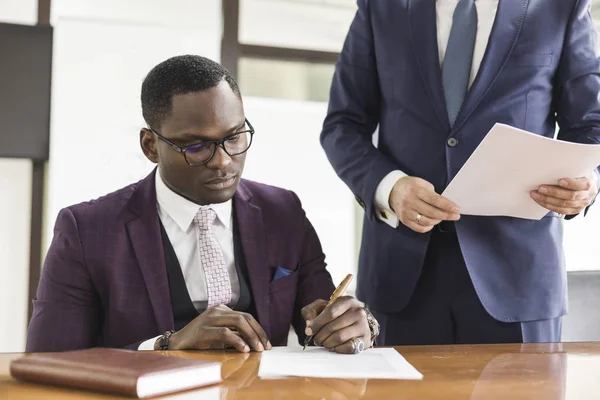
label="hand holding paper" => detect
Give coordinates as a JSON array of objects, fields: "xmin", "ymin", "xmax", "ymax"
[
  {"xmin": 390, "ymin": 176, "xmax": 461, "ymax": 233},
  {"xmin": 530, "ymin": 170, "xmax": 598, "ymax": 216},
  {"xmin": 442, "ymin": 124, "xmax": 600, "ymax": 220}
]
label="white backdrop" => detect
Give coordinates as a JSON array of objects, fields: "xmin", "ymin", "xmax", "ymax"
[
  {"xmin": 240, "ymin": 0, "xmax": 356, "ymax": 52},
  {"xmin": 0, "ymin": 0, "xmax": 37, "ymax": 25},
  {"xmin": 564, "ymin": 207, "xmax": 600, "ymax": 271},
  {"xmin": 0, "ymin": 160, "xmax": 32, "ymax": 352}
]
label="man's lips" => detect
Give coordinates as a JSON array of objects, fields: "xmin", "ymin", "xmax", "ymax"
[{"xmin": 204, "ymin": 175, "xmax": 237, "ymax": 190}]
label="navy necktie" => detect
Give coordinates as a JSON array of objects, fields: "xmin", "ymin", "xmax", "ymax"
[{"xmin": 442, "ymin": 0, "xmax": 478, "ymax": 127}]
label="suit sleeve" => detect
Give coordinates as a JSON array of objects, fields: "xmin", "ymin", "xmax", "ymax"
[
  {"xmin": 555, "ymin": 0, "xmax": 600, "ymax": 217},
  {"xmin": 289, "ymin": 192, "xmax": 336, "ymax": 345},
  {"xmin": 320, "ymin": 0, "xmax": 399, "ymax": 220},
  {"xmin": 26, "ymin": 209, "xmax": 144, "ymax": 352},
  {"xmin": 26, "ymin": 208, "xmax": 102, "ymax": 352}
]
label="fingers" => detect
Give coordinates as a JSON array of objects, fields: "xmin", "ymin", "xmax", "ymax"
[
  {"xmin": 536, "ymin": 184, "xmax": 590, "ymax": 201},
  {"xmin": 530, "ymin": 193, "xmax": 584, "ymax": 215},
  {"xmin": 242, "ymin": 313, "xmax": 272, "ymax": 350},
  {"xmin": 312, "ymin": 308, "xmax": 361, "ymax": 347},
  {"xmin": 320, "ymin": 323, "xmax": 364, "ymax": 350},
  {"xmin": 307, "ymin": 296, "xmax": 355, "ymax": 338},
  {"xmin": 205, "ymin": 327, "xmax": 250, "ymax": 353},
  {"xmin": 217, "ymin": 314, "xmax": 266, "ymax": 352},
  {"xmin": 391, "ymin": 177, "xmax": 460, "ymax": 234},
  {"xmin": 332, "ymin": 331, "xmax": 370, "ymax": 355},
  {"xmin": 558, "ymin": 177, "xmax": 592, "ymax": 192},
  {"xmin": 414, "ymin": 197, "xmax": 460, "ymax": 221},
  {"xmin": 403, "ymin": 218, "xmax": 435, "ymax": 234},
  {"xmin": 531, "ymin": 191, "xmax": 587, "ymax": 208},
  {"xmin": 418, "ymin": 190, "xmax": 460, "ymax": 216},
  {"xmin": 402, "ymin": 209, "xmax": 441, "ymax": 226},
  {"xmin": 301, "ymin": 299, "xmax": 328, "ymax": 324},
  {"xmin": 531, "ymin": 183, "xmax": 593, "ymax": 215}
]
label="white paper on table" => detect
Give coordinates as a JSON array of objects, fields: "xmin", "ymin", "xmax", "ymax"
[
  {"xmin": 257, "ymin": 347, "xmax": 423, "ymax": 380},
  {"xmin": 442, "ymin": 123, "xmax": 600, "ymax": 220}
]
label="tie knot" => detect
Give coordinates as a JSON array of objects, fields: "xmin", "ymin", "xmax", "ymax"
[{"xmin": 194, "ymin": 208, "xmax": 217, "ymax": 230}]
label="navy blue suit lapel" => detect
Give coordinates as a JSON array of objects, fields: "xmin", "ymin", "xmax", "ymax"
[
  {"xmin": 125, "ymin": 169, "xmax": 174, "ymax": 334},
  {"xmin": 452, "ymin": 0, "xmax": 530, "ymax": 132},
  {"xmin": 408, "ymin": 0, "xmax": 451, "ymax": 132},
  {"xmin": 233, "ymin": 181, "xmax": 271, "ymax": 335}
]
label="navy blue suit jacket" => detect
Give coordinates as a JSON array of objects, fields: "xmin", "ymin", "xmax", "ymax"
[{"xmin": 321, "ymin": 0, "xmax": 600, "ymax": 322}]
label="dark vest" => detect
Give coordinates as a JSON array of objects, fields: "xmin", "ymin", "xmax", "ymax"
[{"xmin": 159, "ymin": 220, "xmax": 256, "ymax": 331}]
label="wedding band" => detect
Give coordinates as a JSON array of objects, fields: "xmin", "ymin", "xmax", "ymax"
[
  {"xmin": 414, "ymin": 214, "xmax": 423, "ymax": 224},
  {"xmin": 351, "ymin": 337, "xmax": 364, "ymax": 354}
]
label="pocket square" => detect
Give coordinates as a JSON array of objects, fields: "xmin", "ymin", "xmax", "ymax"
[{"xmin": 273, "ymin": 266, "xmax": 294, "ymax": 281}]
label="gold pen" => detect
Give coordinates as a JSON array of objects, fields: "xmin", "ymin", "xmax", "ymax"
[{"xmin": 303, "ymin": 273, "xmax": 354, "ymax": 351}]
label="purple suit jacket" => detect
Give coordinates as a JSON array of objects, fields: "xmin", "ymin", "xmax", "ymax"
[{"xmin": 26, "ymin": 170, "xmax": 334, "ymax": 352}]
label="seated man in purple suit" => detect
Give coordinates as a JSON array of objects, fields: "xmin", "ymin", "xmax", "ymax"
[{"xmin": 26, "ymin": 55, "xmax": 378, "ymax": 354}]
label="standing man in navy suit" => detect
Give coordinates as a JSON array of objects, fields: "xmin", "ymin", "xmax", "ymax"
[{"xmin": 321, "ymin": 0, "xmax": 600, "ymax": 345}]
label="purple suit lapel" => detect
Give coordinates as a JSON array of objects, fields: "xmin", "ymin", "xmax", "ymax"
[
  {"xmin": 122, "ymin": 174, "xmax": 270, "ymax": 336},
  {"xmin": 233, "ymin": 180, "xmax": 271, "ymax": 334},
  {"xmin": 125, "ymin": 169, "xmax": 174, "ymax": 334}
]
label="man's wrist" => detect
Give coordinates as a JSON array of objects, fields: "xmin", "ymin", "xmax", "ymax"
[
  {"xmin": 374, "ymin": 170, "xmax": 407, "ymax": 227},
  {"xmin": 155, "ymin": 330, "xmax": 177, "ymax": 350},
  {"xmin": 362, "ymin": 307, "xmax": 380, "ymax": 347}
]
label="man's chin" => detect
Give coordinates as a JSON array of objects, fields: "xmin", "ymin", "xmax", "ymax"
[{"xmin": 202, "ymin": 183, "xmax": 239, "ymax": 205}]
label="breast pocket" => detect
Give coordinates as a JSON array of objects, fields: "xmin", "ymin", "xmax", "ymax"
[
  {"xmin": 269, "ymin": 271, "xmax": 299, "ymax": 294},
  {"xmin": 509, "ymin": 53, "xmax": 553, "ymax": 67}
]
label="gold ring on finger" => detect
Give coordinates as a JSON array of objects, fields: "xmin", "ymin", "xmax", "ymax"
[{"xmin": 414, "ymin": 214, "xmax": 423, "ymax": 224}]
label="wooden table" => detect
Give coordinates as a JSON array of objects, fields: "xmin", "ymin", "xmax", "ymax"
[{"xmin": 1, "ymin": 343, "xmax": 599, "ymax": 399}]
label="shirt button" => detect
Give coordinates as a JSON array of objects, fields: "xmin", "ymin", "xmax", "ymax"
[{"xmin": 447, "ymin": 137, "xmax": 459, "ymax": 147}]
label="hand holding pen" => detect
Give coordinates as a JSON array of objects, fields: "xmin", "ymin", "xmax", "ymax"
[{"xmin": 300, "ymin": 274, "xmax": 372, "ymax": 354}]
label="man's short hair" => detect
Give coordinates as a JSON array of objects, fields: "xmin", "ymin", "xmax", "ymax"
[{"xmin": 141, "ymin": 54, "xmax": 241, "ymax": 130}]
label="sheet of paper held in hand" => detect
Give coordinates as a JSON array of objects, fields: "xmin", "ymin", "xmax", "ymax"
[
  {"xmin": 257, "ymin": 347, "xmax": 423, "ymax": 380},
  {"xmin": 442, "ymin": 123, "xmax": 600, "ymax": 220}
]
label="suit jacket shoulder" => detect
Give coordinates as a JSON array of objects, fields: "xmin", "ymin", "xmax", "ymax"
[{"xmin": 65, "ymin": 180, "xmax": 140, "ymax": 224}]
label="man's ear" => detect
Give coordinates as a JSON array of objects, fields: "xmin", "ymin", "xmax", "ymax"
[{"xmin": 140, "ymin": 129, "xmax": 159, "ymax": 164}]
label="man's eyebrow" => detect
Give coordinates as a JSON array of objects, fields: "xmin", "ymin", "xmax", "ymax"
[{"xmin": 177, "ymin": 121, "xmax": 247, "ymax": 141}]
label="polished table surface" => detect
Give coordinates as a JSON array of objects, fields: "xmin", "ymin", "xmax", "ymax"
[{"xmin": 1, "ymin": 342, "xmax": 600, "ymax": 399}]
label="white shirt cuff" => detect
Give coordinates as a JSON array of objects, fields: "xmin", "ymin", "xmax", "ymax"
[
  {"xmin": 374, "ymin": 170, "xmax": 408, "ymax": 228},
  {"xmin": 138, "ymin": 336, "xmax": 161, "ymax": 350}
]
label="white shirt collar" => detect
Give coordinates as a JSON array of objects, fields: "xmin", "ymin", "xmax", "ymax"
[{"xmin": 155, "ymin": 170, "xmax": 232, "ymax": 232}]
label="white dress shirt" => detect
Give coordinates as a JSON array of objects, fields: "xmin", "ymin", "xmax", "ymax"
[
  {"xmin": 139, "ymin": 171, "xmax": 240, "ymax": 350},
  {"xmin": 375, "ymin": 0, "xmax": 499, "ymax": 228}
]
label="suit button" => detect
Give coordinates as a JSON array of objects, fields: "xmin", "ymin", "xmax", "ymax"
[{"xmin": 447, "ymin": 137, "xmax": 459, "ymax": 147}]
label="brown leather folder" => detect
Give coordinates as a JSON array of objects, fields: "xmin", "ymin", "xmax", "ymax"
[{"xmin": 10, "ymin": 348, "xmax": 221, "ymax": 398}]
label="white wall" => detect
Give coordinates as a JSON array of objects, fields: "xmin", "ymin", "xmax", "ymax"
[
  {"xmin": 0, "ymin": 1, "xmax": 37, "ymax": 353},
  {"xmin": 564, "ymin": 204, "xmax": 600, "ymax": 271},
  {"xmin": 45, "ymin": 1, "xmax": 222, "ymax": 248},
  {"xmin": 239, "ymin": 0, "xmax": 356, "ymax": 52},
  {"xmin": 0, "ymin": 160, "xmax": 32, "ymax": 352},
  {"xmin": 0, "ymin": 0, "xmax": 37, "ymax": 25}
]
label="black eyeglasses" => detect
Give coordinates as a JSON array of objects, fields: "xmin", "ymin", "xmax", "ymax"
[{"xmin": 149, "ymin": 119, "xmax": 254, "ymax": 166}]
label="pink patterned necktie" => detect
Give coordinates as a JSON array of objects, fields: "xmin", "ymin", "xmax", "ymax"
[{"xmin": 194, "ymin": 208, "xmax": 232, "ymax": 308}]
